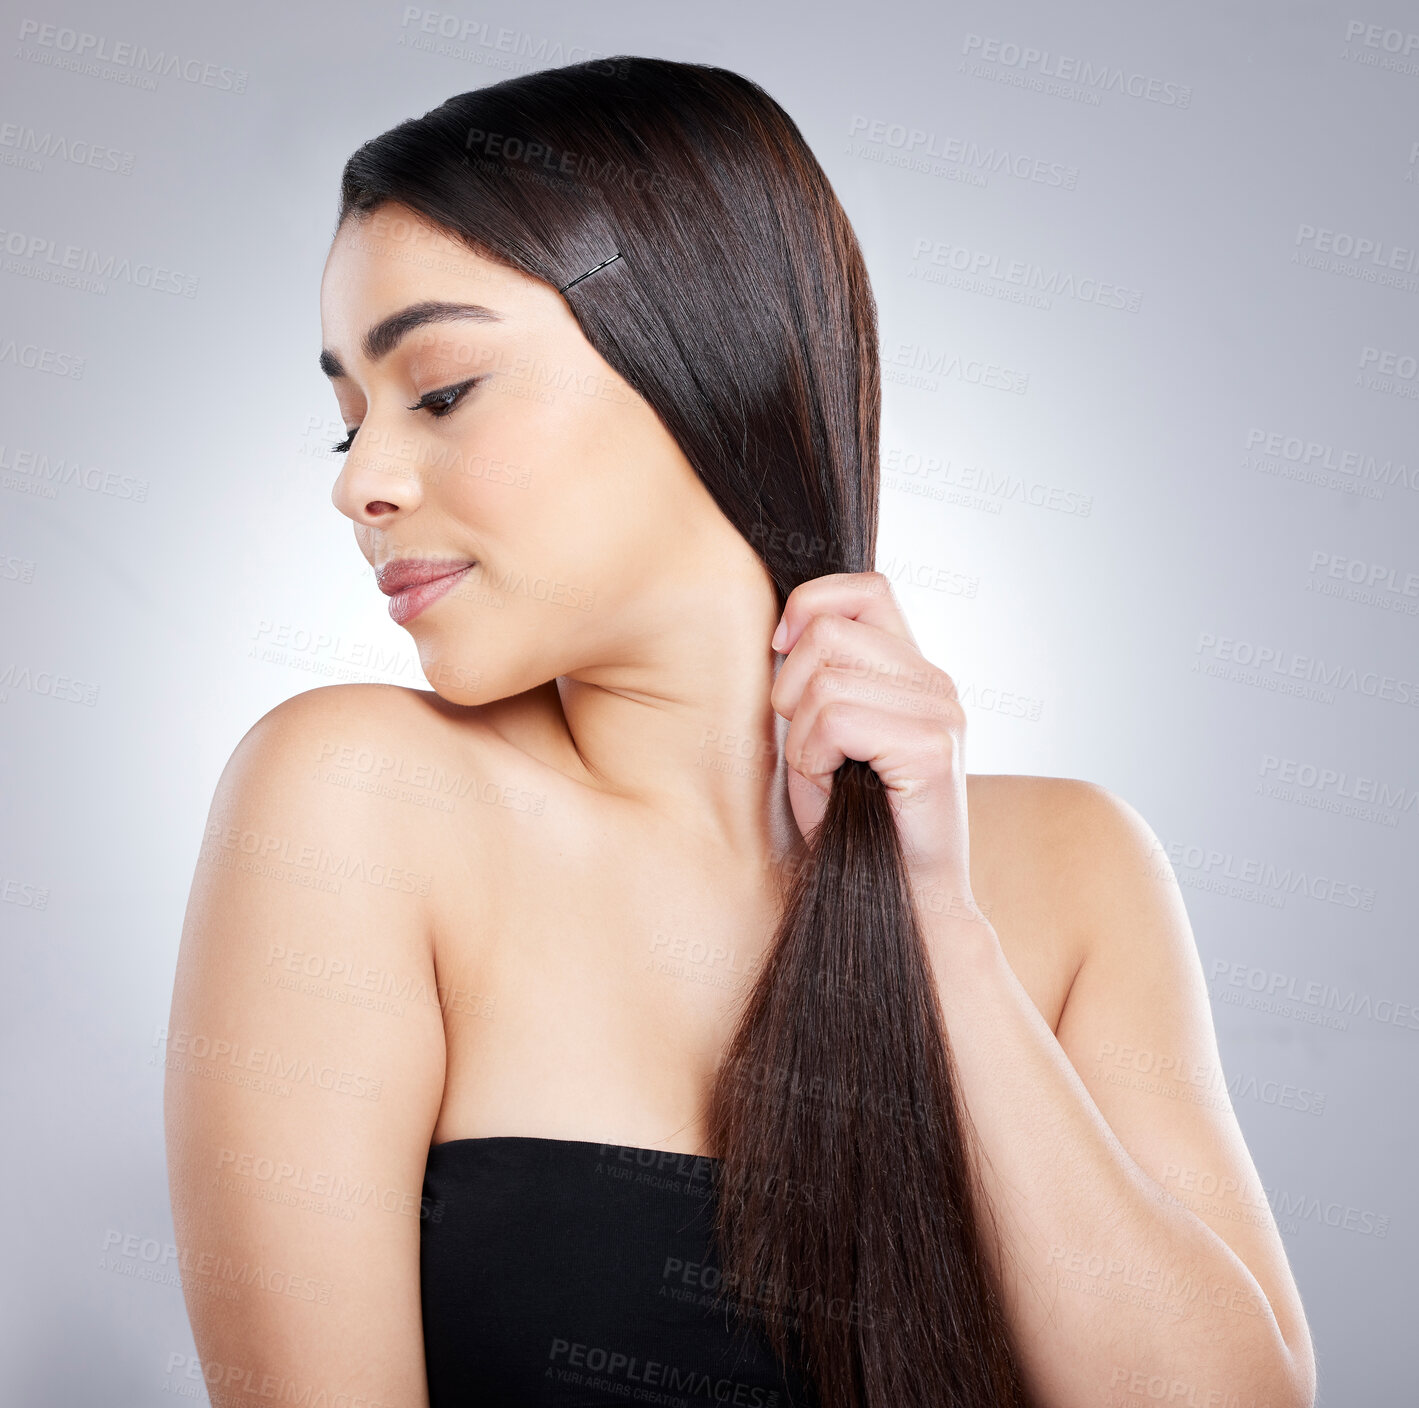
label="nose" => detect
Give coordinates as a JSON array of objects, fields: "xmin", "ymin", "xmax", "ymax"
[{"xmin": 330, "ymin": 425, "xmax": 423, "ymax": 525}]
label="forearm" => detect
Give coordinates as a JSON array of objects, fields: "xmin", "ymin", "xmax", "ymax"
[{"xmin": 918, "ymin": 911, "xmax": 1302, "ymax": 1408}]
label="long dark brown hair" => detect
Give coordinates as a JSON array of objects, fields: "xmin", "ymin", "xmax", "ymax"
[{"xmin": 336, "ymin": 56, "xmax": 1031, "ymax": 1408}]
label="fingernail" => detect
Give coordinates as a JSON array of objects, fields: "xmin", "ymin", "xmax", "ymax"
[{"xmin": 771, "ymin": 618, "xmax": 786, "ymax": 652}]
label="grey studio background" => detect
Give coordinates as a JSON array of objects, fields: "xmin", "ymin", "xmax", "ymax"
[{"xmin": 1, "ymin": 0, "xmax": 1415, "ymax": 1402}]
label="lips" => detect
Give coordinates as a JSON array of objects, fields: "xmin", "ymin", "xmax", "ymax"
[{"xmin": 376, "ymin": 557, "xmax": 477, "ymax": 626}]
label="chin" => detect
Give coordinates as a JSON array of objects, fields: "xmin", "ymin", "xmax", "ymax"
[{"xmin": 417, "ymin": 644, "xmax": 489, "ymax": 706}]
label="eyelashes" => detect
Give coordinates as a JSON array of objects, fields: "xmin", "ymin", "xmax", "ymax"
[
  {"xmin": 330, "ymin": 376, "xmax": 483, "ymax": 455},
  {"xmin": 411, "ymin": 375, "xmax": 481, "ymax": 419}
]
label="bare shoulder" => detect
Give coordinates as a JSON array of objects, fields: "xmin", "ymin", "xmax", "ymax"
[
  {"xmin": 234, "ymin": 681, "xmax": 473, "ymax": 759},
  {"xmin": 222, "ymin": 683, "xmax": 490, "ymax": 813},
  {"xmin": 198, "ymin": 681, "xmax": 500, "ymax": 902},
  {"xmin": 191, "ymin": 682, "xmax": 470, "ymax": 934},
  {"xmin": 966, "ymin": 772, "xmax": 1157, "ymax": 924},
  {"xmin": 964, "ymin": 774, "xmax": 1161, "ymax": 1027},
  {"xmin": 965, "ymin": 770, "xmax": 1138, "ymax": 838}
]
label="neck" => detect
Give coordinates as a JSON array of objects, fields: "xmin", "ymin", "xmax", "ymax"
[{"xmin": 551, "ymin": 568, "xmax": 795, "ymax": 868}]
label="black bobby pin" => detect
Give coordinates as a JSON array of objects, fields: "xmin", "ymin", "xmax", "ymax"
[{"xmin": 557, "ymin": 252, "xmax": 623, "ymax": 294}]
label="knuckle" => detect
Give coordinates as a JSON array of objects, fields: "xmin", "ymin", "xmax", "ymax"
[
  {"xmin": 930, "ymin": 664, "xmax": 957, "ymax": 695},
  {"xmin": 936, "ymin": 673, "xmax": 964, "ymax": 710},
  {"xmin": 928, "ymin": 727, "xmax": 959, "ymax": 766},
  {"xmin": 815, "ymin": 697, "xmax": 853, "ymax": 733},
  {"xmin": 867, "ymin": 570, "xmax": 897, "ymax": 603},
  {"xmin": 800, "ymin": 669, "xmax": 831, "ymax": 708},
  {"xmin": 801, "ymin": 613, "xmax": 840, "ymax": 658}
]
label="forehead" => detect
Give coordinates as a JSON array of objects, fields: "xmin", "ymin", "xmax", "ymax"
[{"xmin": 319, "ymin": 204, "xmax": 549, "ymax": 347}]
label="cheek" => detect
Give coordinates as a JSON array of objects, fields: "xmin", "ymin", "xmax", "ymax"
[
  {"xmin": 545, "ymin": 443, "xmax": 672, "ymax": 598},
  {"xmin": 449, "ymin": 385, "xmax": 673, "ymax": 604},
  {"xmin": 519, "ymin": 478, "xmax": 626, "ymax": 606}
]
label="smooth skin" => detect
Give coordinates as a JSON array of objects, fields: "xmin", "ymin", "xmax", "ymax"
[{"xmin": 164, "ymin": 204, "xmax": 1316, "ymax": 1408}]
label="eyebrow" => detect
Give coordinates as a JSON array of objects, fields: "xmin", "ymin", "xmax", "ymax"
[{"xmin": 319, "ymin": 300, "xmax": 503, "ymax": 378}]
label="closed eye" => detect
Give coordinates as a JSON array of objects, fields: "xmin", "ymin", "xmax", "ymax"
[{"xmin": 330, "ymin": 376, "xmax": 483, "ymax": 454}]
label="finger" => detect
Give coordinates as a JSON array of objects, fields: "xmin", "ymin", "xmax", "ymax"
[
  {"xmin": 771, "ymin": 571, "xmax": 917, "ymax": 654},
  {"xmin": 771, "ymin": 613, "xmax": 952, "ymax": 722},
  {"xmin": 784, "ymin": 692, "xmax": 956, "ymax": 799}
]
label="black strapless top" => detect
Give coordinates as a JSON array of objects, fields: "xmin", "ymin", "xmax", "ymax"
[{"xmin": 419, "ymin": 1136, "xmax": 820, "ymax": 1407}]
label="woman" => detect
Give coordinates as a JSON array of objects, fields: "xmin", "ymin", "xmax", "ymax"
[{"xmin": 164, "ymin": 56, "xmax": 1316, "ymax": 1408}]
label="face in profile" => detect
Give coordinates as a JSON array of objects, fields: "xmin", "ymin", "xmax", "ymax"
[{"xmin": 318, "ymin": 202, "xmax": 752, "ymax": 707}]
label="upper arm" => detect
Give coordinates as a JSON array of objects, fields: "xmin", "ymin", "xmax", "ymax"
[
  {"xmin": 1049, "ymin": 780, "xmax": 1316, "ymax": 1399},
  {"xmin": 163, "ymin": 685, "xmax": 447, "ymax": 1402}
]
